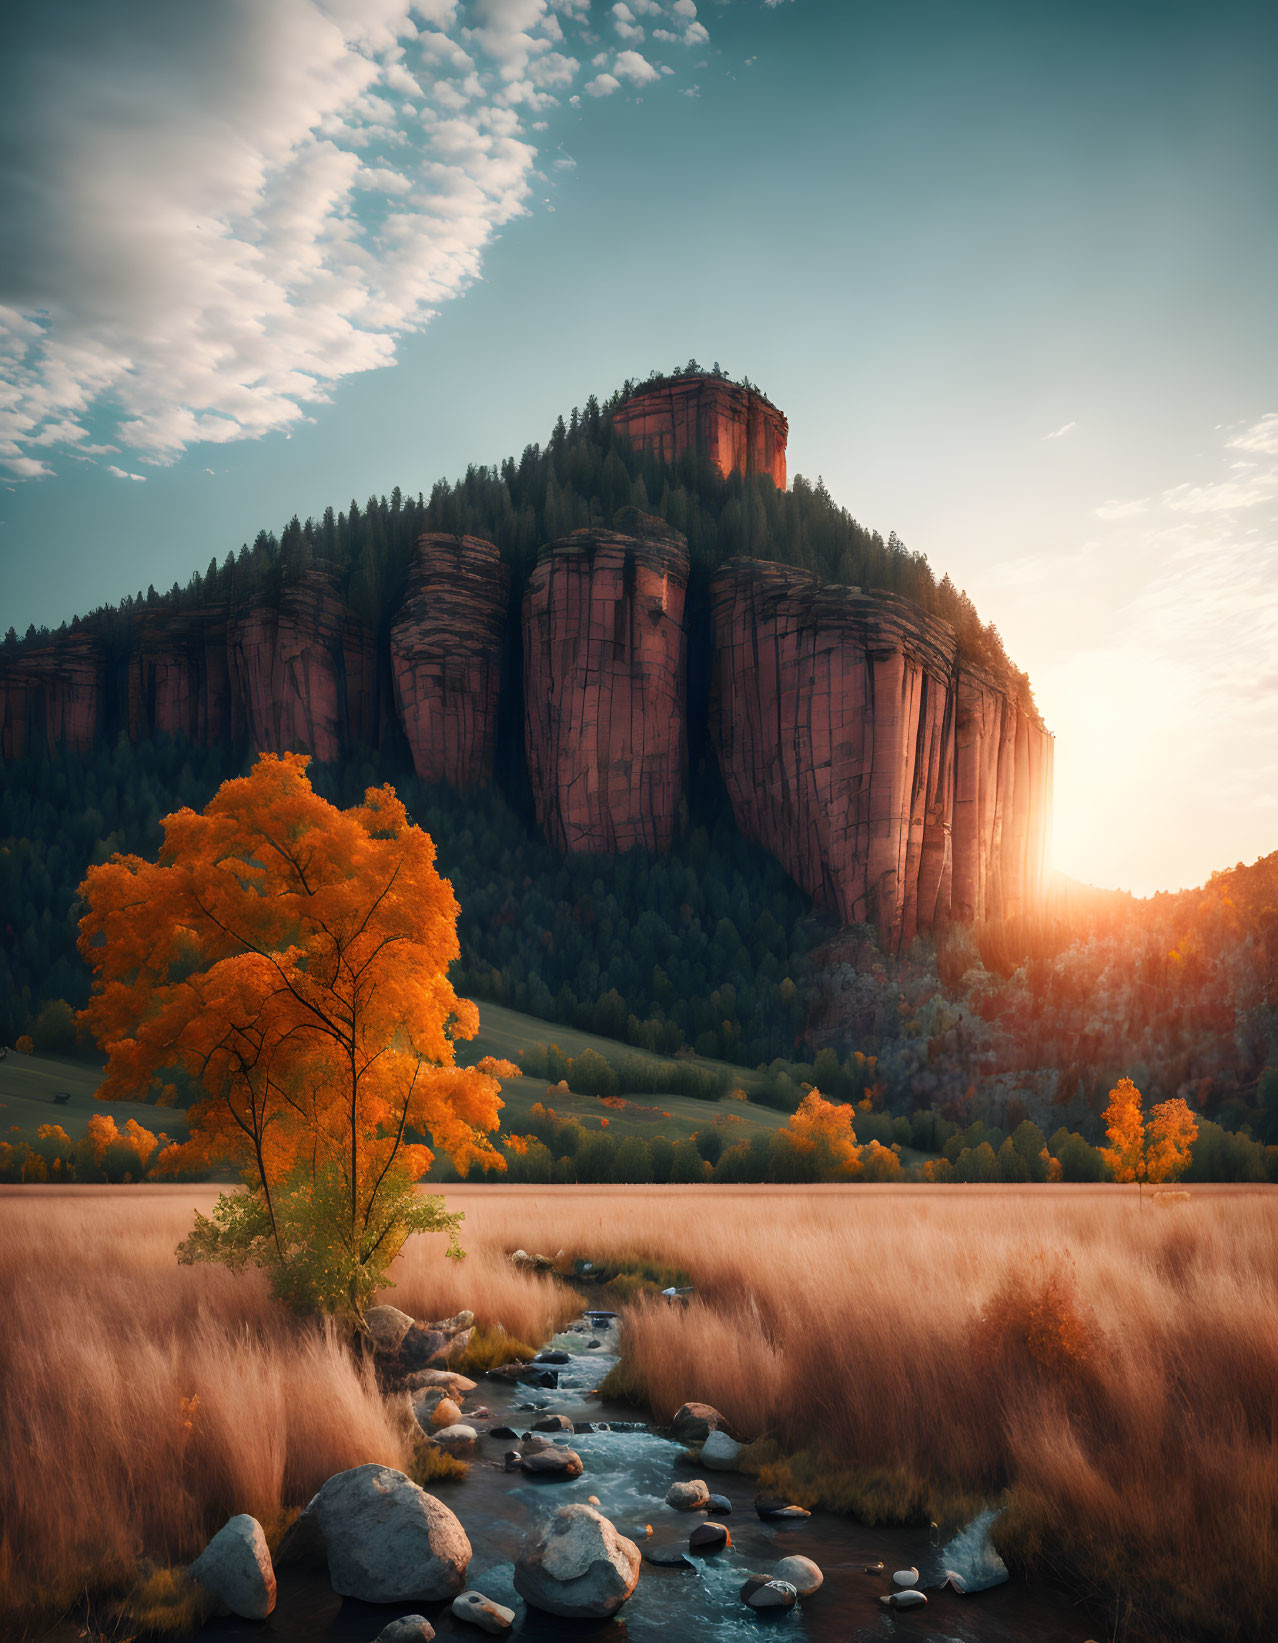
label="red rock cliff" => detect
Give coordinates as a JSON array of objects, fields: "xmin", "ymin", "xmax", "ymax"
[
  {"xmin": 390, "ymin": 534, "xmax": 509, "ymax": 790},
  {"xmin": 523, "ymin": 509, "xmax": 688, "ymax": 853},
  {"xmin": 0, "ymin": 632, "xmax": 104, "ymax": 759},
  {"xmin": 127, "ymin": 609, "xmax": 232, "ymax": 744},
  {"xmin": 227, "ymin": 573, "xmax": 376, "ymax": 763},
  {"xmin": 612, "ymin": 376, "xmax": 788, "ymax": 489},
  {"xmin": 710, "ymin": 561, "xmax": 1052, "ymax": 947}
]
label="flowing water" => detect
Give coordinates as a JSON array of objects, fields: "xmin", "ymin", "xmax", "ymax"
[{"xmin": 200, "ymin": 1315, "xmax": 1097, "ymax": 1643}]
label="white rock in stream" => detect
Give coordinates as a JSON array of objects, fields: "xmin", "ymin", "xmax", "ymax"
[
  {"xmin": 700, "ymin": 1429, "xmax": 742, "ymax": 1471},
  {"xmin": 452, "ymin": 1590, "xmax": 515, "ymax": 1632},
  {"xmin": 188, "ymin": 1514, "xmax": 276, "ymax": 1618},
  {"xmin": 666, "ymin": 1479, "xmax": 711, "ymax": 1510},
  {"xmin": 514, "ymin": 1504, "xmax": 641, "ymax": 1618},
  {"xmin": 892, "ymin": 1565, "xmax": 919, "ymax": 1587}
]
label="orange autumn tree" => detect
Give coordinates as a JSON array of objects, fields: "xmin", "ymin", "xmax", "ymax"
[
  {"xmin": 1100, "ymin": 1076, "xmax": 1198, "ymax": 1202},
  {"xmin": 77, "ymin": 752, "xmax": 505, "ymax": 1316},
  {"xmin": 775, "ymin": 1089, "xmax": 903, "ymax": 1182}
]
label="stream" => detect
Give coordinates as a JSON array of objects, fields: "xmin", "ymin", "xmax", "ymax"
[{"xmin": 200, "ymin": 1314, "xmax": 1097, "ymax": 1643}]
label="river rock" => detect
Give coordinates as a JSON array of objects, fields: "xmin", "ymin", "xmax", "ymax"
[
  {"xmin": 188, "ymin": 1514, "xmax": 276, "ymax": 1619},
  {"xmin": 432, "ymin": 1424, "xmax": 478, "ymax": 1451},
  {"xmin": 490, "ymin": 1425, "xmax": 518, "ymax": 1440},
  {"xmin": 431, "ymin": 1397, "xmax": 463, "ymax": 1428},
  {"xmin": 689, "ymin": 1522, "xmax": 730, "ymax": 1552},
  {"xmin": 700, "ymin": 1429, "xmax": 742, "ymax": 1471},
  {"xmin": 773, "ymin": 1555, "xmax": 822, "ymax": 1596},
  {"xmin": 300, "ymin": 1465, "xmax": 470, "ymax": 1603},
  {"xmin": 364, "ymin": 1305, "xmax": 416, "ymax": 1354},
  {"xmin": 644, "ymin": 1543, "xmax": 696, "ymax": 1569},
  {"xmin": 893, "ymin": 1566, "xmax": 919, "ymax": 1587},
  {"xmin": 706, "ymin": 1493, "xmax": 733, "ymax": 1514},
  {"xmin": 514, "ymin": 1504, "xmax": 641, "ymax": 1619},
  {"xmin": 670, "ymin": 1402, "xmax": 731, "ymax": 1444},
  {"xmin": 521, "ymin": 1448, "xmax": 584, "ymax": 1481},
  {"xmin": 741, "ymin": 1575, "xmax": 798, "ymax": 1611},
  {"xmin": 883, "ymin": 1589, "xmax": 928, "ymax": 1609},
  {"xmin": 451, "ymin": 1590, "xmax": 515, "ymax": 1632},
  {"xmin": 533, "ymin": 1414, "xmax": 574, "ymax": 1432},
  {"xmin": 755, "ymin": 1494, "xmax": 811, "ymax": 1521},
  {"xmin": 666, "ymin": 1479, "xmax": 710, "ymax": 1511},
  {"xmin": 534, "ymin": 1350, "xmax": 570, "ymax": 1364},
  {"xmin": 375, "ymin": 1619, "xmax": 435, "ymax": 1643},
  {"xmin": 406, "ymin": 1368, "xmax": 477, "ymax": 1397}
]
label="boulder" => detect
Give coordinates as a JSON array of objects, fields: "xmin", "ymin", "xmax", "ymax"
[
  {"xmin": 689, "ymin": 1522, "xmax": 730, "ymax": 1553},
  {"xmin": 666, "ymin": 1479, "xmax": 710, "ymax": 1511},
  {"xmin": 188, "ymin": 1514, "xmax": 276, "ymax": 1619},
  {"xmin": 375, "ymin": 1619, "xmax": 435, "ymax": 1643},
  {"xmin": 514, "ymin": 1504, "xmax": 641, "ymax": 1619},
  {"xmin": 431, "ymin": 1397, "xmax": 463, "ymax": 1429},
  {"xmin": 741, "ymin": 1575, "xmax": 797, "ymax": 1611},
  {"xmin": 451, "ymin": 1590, "xmax": 515, "ymax": 1633},
  {"xmin": 700, "ymin": 1430, "xmax": 742, "ymax": 1471},
  {"xmin": 300, "ymin": 1464, "xmax": 470, "ymax": 1603},
  {"xmin": 669, "ymin": 1402, "xmax": 732, "ymax": 1445},
  {"xmin": 521, "ymin": 1447, "xmax": 584, "ymax": 1481},
  {"xmin": 533, "ymin": 1414, "xmax": 574, "ymax": 1433},
  {"xmin": 773, "ymin": 1555, "xmax": 822, "ymax": 1596},
  {"xmin": 364, "ymin": 1305, "xmax": 416, "ymax": 1354}
]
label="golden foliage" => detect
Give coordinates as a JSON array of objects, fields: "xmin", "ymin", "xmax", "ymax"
[
  {"xmin": 1100, "ymin": 1077, "xmax": 1198, "ymax": 1186},
  {"xmin": 76, "ymin": 753, "xmax": 506, "ymax": 1310}
]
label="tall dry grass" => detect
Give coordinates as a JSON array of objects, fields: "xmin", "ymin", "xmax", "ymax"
[
  {"xmin": 453, "ymin": 1183, "xmax": 1276, "ymax": 1643},
  {"xmin": 0, "ymin": 1185, "xmax": 576, "ymax": 1629},
  {"xmin": 3, "ymin": 1183, "xmax": 1274, "ymax": 1640}
]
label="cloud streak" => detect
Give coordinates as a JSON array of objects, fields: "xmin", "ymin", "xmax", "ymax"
[{"xmin": 0, "ymin": 0, "xmax": 725, "ymax": 481}]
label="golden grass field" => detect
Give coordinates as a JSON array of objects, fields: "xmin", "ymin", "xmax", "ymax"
[{"xmin": 1, "ymin": 1182, "xmax": 1274, "ymax": 1641}]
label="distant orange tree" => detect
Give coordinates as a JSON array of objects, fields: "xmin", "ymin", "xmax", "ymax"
[
  {"xmin": 1100, "ymin": 1077, "xmax": 1198, "ymax": 1202},
  {"xmin": 775, "ymin": 1090, "xmax": 903, "ymax": 1181},
  {"xmin": 77, "ymin": 752, "xmax": 505, "ymax": 1316}
]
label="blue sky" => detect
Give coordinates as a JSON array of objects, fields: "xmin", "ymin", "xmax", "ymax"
[{"xmin": 2, "ymin": 0, "xmax": 1276, "ymax": 895}]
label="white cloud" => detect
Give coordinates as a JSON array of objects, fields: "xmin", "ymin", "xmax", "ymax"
[
  {"xmin": 612, "ymin": 48, "xmax": 660, "ymax": 84},
  {"xmin": 0, "ymin": 0, "xmax": 739, "ymax": 481},
  {"xmin": 612, "ymin": 2, "xmax": 644, "ymax": 42},
  {"xmin": 106, "ymin": 465, "xmax": 147, "ymax": 482},
  {"xmin": 1044, "ymin": 420, "xmax": 1076, "ymax": 440},
  {"xmin": 1228, "ymin": 411, "xmax": 1278, "ymax": 457}
]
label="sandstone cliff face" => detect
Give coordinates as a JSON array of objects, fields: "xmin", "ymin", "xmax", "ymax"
[
  {"xmin": 390, "ymin": 534, "xmax": 509, "ymax": 790},
  {"xmin": 0, "ymin": 632, "xmax": 103, "ymax": 759},
  {"xmin": 612, "ymin": 376, "xmax": 788, "ymax": 489},
  {"xmin": 127, "ymin": 610, "xmax": 232, "ymax": 744},
  {"xmin": 524, "ymin": 509, "xmax": 688, "ymax": 854},
  {"xmin": 710, "ymin": 561, "xmax": 1052, "ymax": 946},
  {"xmin": 227, "ymin": 574, "xmax": 376, "ymax": 763}
]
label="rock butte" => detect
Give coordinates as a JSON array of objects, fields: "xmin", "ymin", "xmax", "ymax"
[
  {"xmin": 0, "ymin": 376, "xmax": 1051, "ymax": 946},
  {"xmin": 391, "ymin": 533, "xmax": 509, "ymax": 790},
  {"xmin": 523, "ymin": 508, "xmax": 688, "ymax": 854},
  {"xmin": 610, "ymin": 375, "xmax": 788, "ymax": 489}
]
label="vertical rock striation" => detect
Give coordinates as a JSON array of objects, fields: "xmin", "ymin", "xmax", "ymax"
[
  {"xmin": 227, "ymin": 573, "xmax": 376, "ymax": 763},
  {"xmin": 0, "ymin": 632, "xmax": 104, "ymax": 759},
  {"xmin": 611, "ymin": 376, "xmax": 788, "ymax": 489},
  {"xmin": 390, "ymin": 534, "xmax": 509, "ymax": 789},
  {"xmin": 709, "ymin": 560, "xmax": 1051, "ymax": 947},
  {"xmin": 523, "ymin": 508, "xmax": 688, "ymax": 853},
  {"xmin": 127, "ymin": 610, "xmax": 232, "ymax": 744}
]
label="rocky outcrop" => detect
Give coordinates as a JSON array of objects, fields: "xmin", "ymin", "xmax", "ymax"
[
  {"xmin": 523, "ymin": 509, "xmax": 688, "ymax": 854},
  {"xmin": 0, "ymin": 631, "xmax": 104, "ymax": 759},
  {"xmin": 391, "ymin": 534, "xmax": 509, "ymax": 789},
  {"xmin": 127, "ymin": 609, "xmax": 232, "ymax": 743},
  {"xmin": 612, "ymin": 376, "xmax": 788, "ymax": 489},
  {"xmin": 228, "ymin": 573, "xmax": 376, "ymax": 763},
  {"xmin": 710, "ymin": 561, "xmax": 1051, "ymax": 946}
]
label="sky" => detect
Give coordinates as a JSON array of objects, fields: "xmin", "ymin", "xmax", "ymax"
[{"xmin": 1, "ymin": 0, "xmax": 1276, "ymax": 897}]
